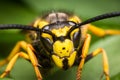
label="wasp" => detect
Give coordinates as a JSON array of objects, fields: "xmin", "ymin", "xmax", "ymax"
[{"xmin": 0, "ymin": 11, "xmax": 120, "ymax": 80}]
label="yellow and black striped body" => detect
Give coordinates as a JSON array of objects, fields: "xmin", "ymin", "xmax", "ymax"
[{"xmin": 27, "ymin": 11, "xmax": 88, "ymax": 70}]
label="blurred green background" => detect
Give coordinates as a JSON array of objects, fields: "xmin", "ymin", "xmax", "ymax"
[{"xmin": 0, "ymin": 0, "xmax": 120, "ymax": 80}]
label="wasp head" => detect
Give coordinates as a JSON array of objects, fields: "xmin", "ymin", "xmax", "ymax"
[
  {"xmin": 40, "ymin": 20, "xmax": 81, "ymax": 70},
  {"xmin": 35, "ymin": 13, "xmax": 82, "ymax": 70}
]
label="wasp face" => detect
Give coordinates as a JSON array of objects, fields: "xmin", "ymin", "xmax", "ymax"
[
  {"xmin": 40, "ymin": 22, "xmax": 79, "ymax": 69},
  {"xmin": 41, "ymin": 21, "xmax": 82, "ymax": 69},
  {"xmin": 34, "ymin": 12, "xmax": 82, "ymax": 69}
]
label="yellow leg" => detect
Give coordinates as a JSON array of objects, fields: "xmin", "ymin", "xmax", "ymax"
[
  {"xmin": 85, "ymin": 48, "xmax": 109, "ymax": 80},
  {"xmin": 76, "ymin": 34, "xmax": 91, "ymax": 80},
  {"xmin": 27, "ymin": 44, "xmax": 42, "ymax": 80},
  {"xmin": 0, "ymin": 41, "xmax": 42, "ymax": 80},
  {"xmin": 0, "ymin": 41, "xmax": 27, "ymax": 66},
  {"xmin": 77, "ymin": 34, "xmax": 109, "ymax": 80},
  {"xmin": 88, "ymin": 24, "xmax": 120, "ymax": 37},
  {"xmin": 0, "ymin": 52, "xmax": 29, "ymax": 78}
]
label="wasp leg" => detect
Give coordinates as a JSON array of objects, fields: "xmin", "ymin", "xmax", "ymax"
[
  {"xmin": 0, "ymin": 52, "xmax": 29, "ymax": 78},
  {"xmin": 85, "ymin": 48, "xmax": 109, "ymax": 80},
  {"xmin": 88, "ymin": 24, "xmax": 120, "ymax": 37},
  {"xmin": 0, "ymin": 41, "xmax": 42, "ymax": 80},
  {"xmin": 27, "ymin": 44, "xmax": 42, "ymax": 80},
  {"xmin": 0, "ymin": 41, "xmax": 27, "ymax": 66},
  {"xmin": 76, "ymin": 34, "xmax": 91, "ymax": 80}
]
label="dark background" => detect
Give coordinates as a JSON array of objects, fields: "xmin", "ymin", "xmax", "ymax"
[{"xmin": 0, "ymin": 0, "xmax": 120, "ymax": 80}]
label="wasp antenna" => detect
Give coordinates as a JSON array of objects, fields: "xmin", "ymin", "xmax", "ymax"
[
  {"xmin": 0, "ymin": 24, "xmax": 40, "ymax": 31},
  {"xmin": 67, "ymin": 11, "xmax": 120, "ymax": 37},
  {"xmin": 78, "ymin": 11, "xmax": 120, "ymax": 26}
]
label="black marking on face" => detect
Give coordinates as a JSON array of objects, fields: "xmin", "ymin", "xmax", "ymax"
[{"xmin": 62, "ymin": 58, "xmax": 69, "ymax": 70}]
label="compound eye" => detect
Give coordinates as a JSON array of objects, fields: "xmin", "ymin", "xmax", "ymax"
[
  {"xmin": 70, "ymin": 29, "xmax": 81, "ymax": 48},
  {"xmin": 41, "ymin": 33, "xmax": 53, "ymax": 52}
]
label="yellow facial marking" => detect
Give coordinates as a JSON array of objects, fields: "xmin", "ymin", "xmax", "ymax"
[
  {"xmin": 34, "ymin": 19, "xmax": 49, "ymax": 29},
  {"xmin": 52, "ymin": 51, "xmax": 77, "ymax": 68},
  {"xmin": 69, "ymin": 16, "xmax": 81, "ymax": 23},
  {"xmin": 52, "ymin": 55, "xmax": 63, "ymax": 68},
  {"xmin": 70, "ymin": 28, "xmax": 79, "ymax": 39},
  {"xmin": 68, "ymin": 51, "xmax": 76, "ymax": 67},
  {"xmin": 53, "ymin": 39, "xmax": 74, "ymax": 58},
  {"xmin": 41, "ymin": 33, "xmax": 53, "ymax": 42},
  {"xmin": 51, "ymin": 26, "xmax": 70, "ymax": 37}
]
